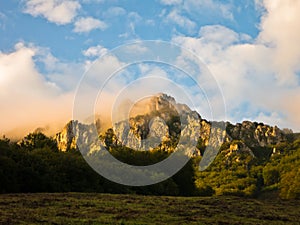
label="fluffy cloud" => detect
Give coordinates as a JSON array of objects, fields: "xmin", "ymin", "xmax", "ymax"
[
  {"xmin": 82, "ymin": 45, "xmax": 108, "ymax": 58},
  {"xmin": 0, "ymin": 43, "xmax": 76, "ymax": 138},
  {"xmin": 165, "ymin": 10, "xmax": 197, "ymax": 34},
  {"xmin": 173, "ymin": 0, "xmax": 300, "ymax": 131},
  {"xmin": 5, "ymin": 0, "xmax": 300, "ymax": 134},
  {"xmin": 36, "ymin": 47, "xmax": 85, "ymax": 91},
  {"xmin": 23, "ymin": 0, "xmax": 81, "ymax": 25},
  {"xmin": 0, "ymin": 41, "xmax": 129, "ymax": 138},
  {"xmin": 198, "ymin": 25, "xmax": 251, "ymax": 47},
  {"xmin": 73, "ymin": 17, "xmax": 107, "ymax": 33},
  {"xmin": 258, "ymin": 0, "xmax": 300, "ymax": 85}
]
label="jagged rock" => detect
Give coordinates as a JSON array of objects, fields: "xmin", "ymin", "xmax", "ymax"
[
  {"xmin": 55, "ymin": 121, "xmax": 76, "ymax": 152},
  {"xmin": 55, "ymin": 120, "xmax": 105, "ymax": 154},
  {"xmin": 226, "ymin": 121, "xmax": 287, "ymax": 148},
  {"xmin": 148, "ymin": 116, "xmax": 169, "ymax": 142},
  {"xmin": 228, "ymin": 141, "xmax": 255, "ymax": 157},
  {"xmin": 55, "ymin": 93, "xmax": 291, "ymax": 158}
]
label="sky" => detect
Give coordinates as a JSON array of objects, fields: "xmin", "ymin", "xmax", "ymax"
[{"xmin": 0, "ymin": 0, "xmax": 300, "ymax": 138}]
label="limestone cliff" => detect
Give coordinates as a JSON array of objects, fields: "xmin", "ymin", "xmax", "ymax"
[
  {"xmin": 225, "ymin": 121, "xmax": 287, "ymax": 147},
  {"xmin": 55, "ymin": 93, "xmax": 290, "ymax": 158},
  {"xmin": 55, "ymin": 121, "xmax": 76, "ymax": 152}
]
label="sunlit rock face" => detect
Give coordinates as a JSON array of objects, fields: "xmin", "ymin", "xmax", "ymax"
[
  {"xmin": 55, "ymin": 93, "xmax": 290, "ymax": 157},
  {"xmin": 55, "ymin": 121, "xmax": 77, "ymax": 152},
  {"xmin": 113, "ymin": 93, "xmax": 201, "ymax": 155},
  {"xmin": 55, "ymin": 120, "xmax": 105, "ymax": 154},
  {"xmin": 225, "ymin": 121, "xmax": 287, "ymax": 148}
]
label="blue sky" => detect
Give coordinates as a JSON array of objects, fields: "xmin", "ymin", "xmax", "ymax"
[
  {"xmin": 0, "ymin": 0, "xmax": 261, "ymax": 60},
  {"xmin": 0, "ymin": 0, "xmax": 300, "ymax": 137}
]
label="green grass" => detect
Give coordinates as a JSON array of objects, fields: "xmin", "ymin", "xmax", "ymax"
[{"xmin": 0, "ymin": 193, "xmax": 299, "ymax": 224}]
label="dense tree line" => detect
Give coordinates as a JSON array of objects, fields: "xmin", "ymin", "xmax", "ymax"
[
  {"xmin": 0, "ymin": 133, "xmax": 196, "ymax": 196},
  {"xmin": 0, "ymin": 132, "xmax": 300, "ymax": 199}
]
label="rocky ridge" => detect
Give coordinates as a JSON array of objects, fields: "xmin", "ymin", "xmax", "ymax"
[{"xmin": 55, "ymin": 94, "xmax": 290, "ymax": 158}]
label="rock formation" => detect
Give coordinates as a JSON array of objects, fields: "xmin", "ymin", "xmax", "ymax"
[{"xmin": 55, "ymin": 93, "xmax": 290, "ymax": 158}]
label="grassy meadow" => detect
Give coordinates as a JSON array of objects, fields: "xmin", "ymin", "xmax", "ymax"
[{"xmin": 0, "ymin": 193, "xmax": 299, "ymax": 225}]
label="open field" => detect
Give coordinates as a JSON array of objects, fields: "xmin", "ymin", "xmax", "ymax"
[{"xmin": 0, "ymin": 193, "xmax": 299, "ymax": 224}]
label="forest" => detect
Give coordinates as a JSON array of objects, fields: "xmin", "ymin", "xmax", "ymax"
[{"xmin": 1, "ymin": 131, "xmax": 300, "ymax": 199}]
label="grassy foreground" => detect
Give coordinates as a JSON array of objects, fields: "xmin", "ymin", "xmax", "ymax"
[{"xmin": 0, "ymin": 193, "xmax": 299, "ymax": 225}]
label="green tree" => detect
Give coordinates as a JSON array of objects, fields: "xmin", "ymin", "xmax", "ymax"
[
  {"xmin": 280, "ymin": 168, "xmax": 300, "ymax": 199},
  {"xmin": 19, "ymin": 132, "xmax": 57, "ymax": 151},
  {"xmin": 263, "ymin": 166, "xmax": 280, "ymax": 186}
]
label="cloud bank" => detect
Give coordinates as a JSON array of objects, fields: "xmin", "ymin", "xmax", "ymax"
[
  {"xmin": 2, "ymin": 0, "xmax": 300, "ymax": 139},
  {"xmin": 0, "ymin": 43, "xmax": 78, "ymax": 138},
  {"xmin": 173, "ymin": 0, "xmax": 300, "ymax": 131},
  {"xmin": 23, "ymin": 0, "xmax": 81, "ymax": 25}
]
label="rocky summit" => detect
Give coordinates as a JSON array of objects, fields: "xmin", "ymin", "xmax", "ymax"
[{"xmin": 55, "ymin": 93, "xmax": 291, "ymax": 158}]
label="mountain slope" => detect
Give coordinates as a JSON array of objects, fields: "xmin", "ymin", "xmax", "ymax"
[{"xmin": 56, "ymin": 93, "xmax": 290, "ymax": 158}]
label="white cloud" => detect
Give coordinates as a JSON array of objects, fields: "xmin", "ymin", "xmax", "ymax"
[
  {"xmin": 173, "ymin": 18, "xmax": 300, "ymax": 131},
  {"xmin": 166, "ymin": 10, "xmax": 197, "ymax": 34},
  {"xmin": 257, "ymin": 0, "xmax": 300, "ymax": 86},
  {"xmin": 183, "ymin": 0, "xmax": 234, "ymax": 20},
  {"xmin": 23, "ymin": 0, "xmax": 81, "ymax": 25},
  {"xmin": 73, "ymin": 17, "xmax": 107, "ymax": 33},
  {"xmin": 199, "ymin": 25, "xmax": 240, "ymax": 47},
  {"xmin": 160, "ymin": 0, "xmax": 234, "ymax": 21},
  {"xmin": 0, "ymin": 42, "xmax": 75, "ymax": 138},
  {"xmin": 82, "ymin": 45, "xmax": 108, "ymax": 58},
  {"xmin": 0, "ymin": 41, "xmax": 128, "ymax": 138},
  {"xmin": 0, "ymin": 43, "xmax": 57, "ymax": 95}
]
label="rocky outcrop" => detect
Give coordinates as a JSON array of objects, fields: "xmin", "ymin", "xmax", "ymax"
[
  {"xmin": 226, "ymin": 121, "xmax": 287, "ymax": 148},
  {"xmin": 113, "ymin": 94, "xmax": 202, "ymax": 155},
  {"xmin": 55, "ymin": 120, "xmax": 105, "ymax": 154},
  {"xmin": 55, "ymin": 94, "xmax": 290, "ymax": 158},
  {"xmin": 55, "ymin": 121, "xmax": 77, "ymax": 152},
  {"xmin": 227, "ymin": 141, "xmax": 255, "ymax": 158}
]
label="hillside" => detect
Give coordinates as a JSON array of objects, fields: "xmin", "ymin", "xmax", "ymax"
[{"xmin": 1, "ymin": 93, "xmax": 300, "ymax": 198}]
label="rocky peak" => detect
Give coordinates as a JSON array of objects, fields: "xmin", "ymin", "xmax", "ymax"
[
  {"xmin": 55, "ymin": 93, "xmax": 291, "ymax": 160},
  {"xmin": 113, "ymin": 93, "xmax": 199, "ymax": 152},
  {"xmin": 150, "ymin": 93, "xmax": 176, "ymax": 111}
]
